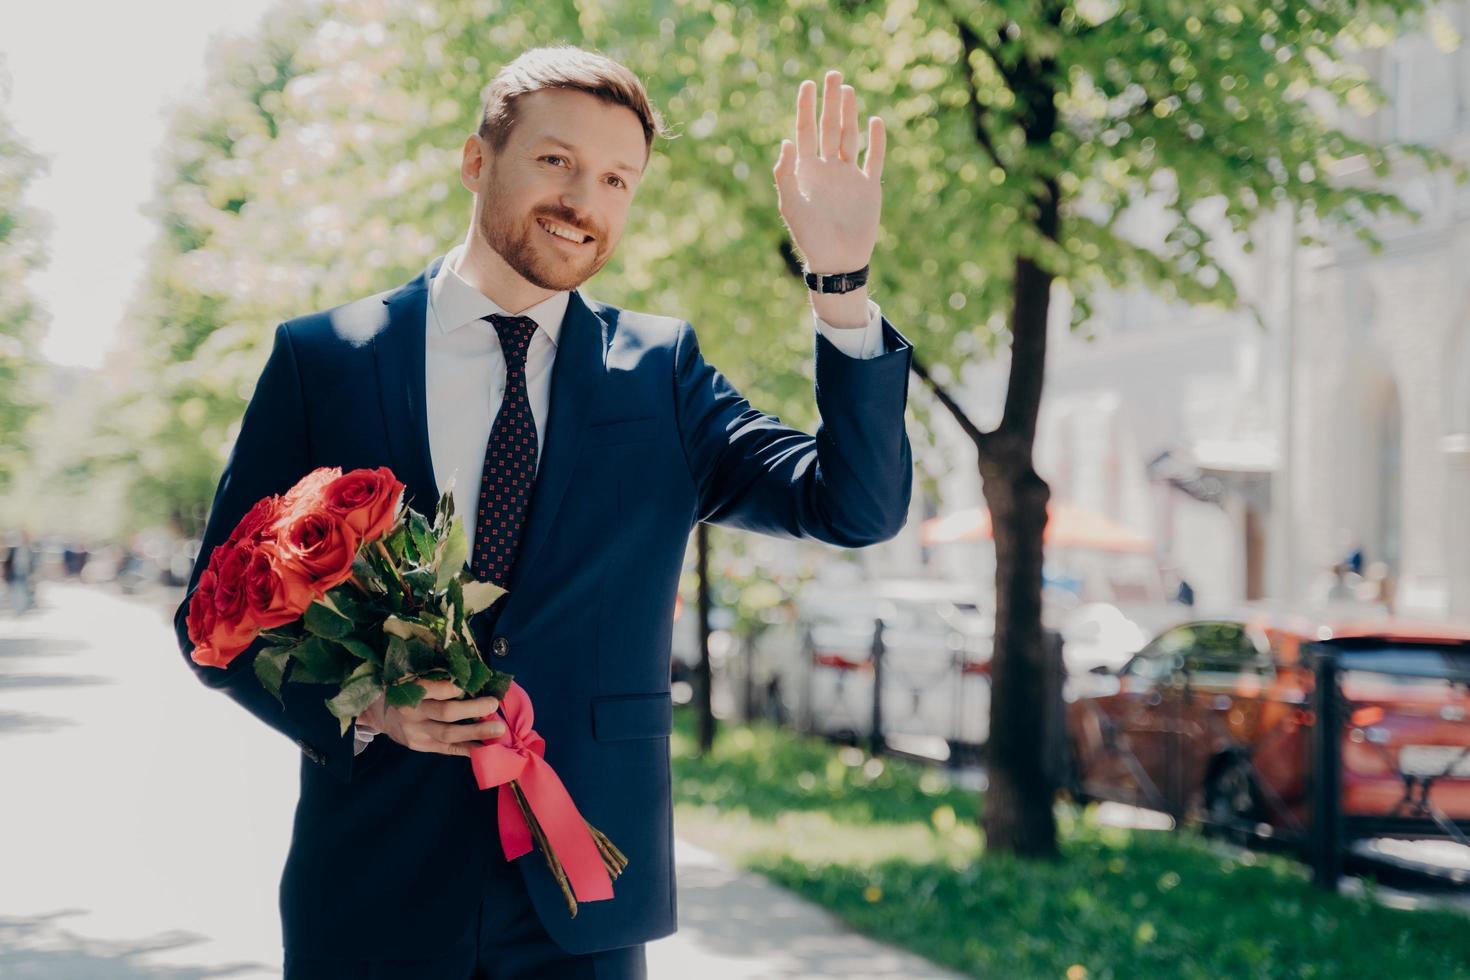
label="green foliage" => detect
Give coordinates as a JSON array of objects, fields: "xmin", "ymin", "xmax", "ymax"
[
  {"xmin": 672, "ymin": 710, "xmax": 1470, "ymax": 979},
  {"xmin": 93, "ymin": 0, "xmax": 1457, "ymax": 536},
  {"xmin": 0, "ymin": 60, "xmax": 50, "ymax": 494}
]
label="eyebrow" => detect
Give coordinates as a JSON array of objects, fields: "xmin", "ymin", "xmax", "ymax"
[{"xmin": 538, "ymin": 136, "xmax": 642, "ymax": 177}]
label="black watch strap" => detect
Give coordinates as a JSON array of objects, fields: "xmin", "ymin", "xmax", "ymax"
[{"xmin": 803, "ymin": 264, "xmax": 870, "ymax": 294}]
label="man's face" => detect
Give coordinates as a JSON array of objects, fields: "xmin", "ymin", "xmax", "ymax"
[{"xmin": 467, "ymin": 88, "xmax": 647, "ymax": 292}]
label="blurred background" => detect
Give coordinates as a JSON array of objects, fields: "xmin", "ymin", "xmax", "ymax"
[{"xmin": 4, "ymin": 0, "xmax": 1470, "ymax": 977}]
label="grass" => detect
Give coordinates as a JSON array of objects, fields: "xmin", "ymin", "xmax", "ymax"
[{"xmin": 670, "ymin": 709, "xmax": 1470, "ymax": 980}]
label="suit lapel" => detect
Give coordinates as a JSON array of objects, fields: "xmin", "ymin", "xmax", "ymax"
[
  {"xmin": 505, "ymin": 289, "xmax": 610, "ymax": 595},
  {"xmin": 375, "ymin": 257, "xmax": 442, "ymax": 513}
]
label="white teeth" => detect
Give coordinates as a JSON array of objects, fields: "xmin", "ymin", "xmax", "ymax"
[{"xmin": 539, "ymin": 219, "xmax": 586, "ymax": 243}]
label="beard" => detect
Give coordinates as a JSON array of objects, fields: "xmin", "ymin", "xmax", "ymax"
[{"xmin": 477, "ymin": 177, "xmax": 610, "ymax": 292}]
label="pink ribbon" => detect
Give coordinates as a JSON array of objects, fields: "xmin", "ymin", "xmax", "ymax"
[{"xmin": 467, "ymin": 682, "xmax": 614, "ymax": 904}]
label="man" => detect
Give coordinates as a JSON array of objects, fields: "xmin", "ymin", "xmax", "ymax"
[{"xmin": 174, "ymin": 44, "xmax": 913, "ymax": 979}]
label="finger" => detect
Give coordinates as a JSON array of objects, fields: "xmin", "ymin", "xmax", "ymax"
[
  {"xmin": 418, "ymin": 679, "xmax": 464, "ymax": 701},
  {"xmin": 423, "ymin": 694, "xmax": 500, "ymax": 723},
  {"xmin": 772, "ymin": 139, "xmax": 797, "ymax": 208},
  {"xmin": 818, "ymin": 70, "xmax": 841, "ymax": 160},
  {"xmin": 402, "ymin": 730, "xmax": 471, "ymax": 757},
  {"xmin": 839, "ymin": 85, "xmax": 858, "ymax": 163},
  {"xmin": 794, "ymin": 79, "xmax": 818, "ymax": 161},
  {"xmin": 862, "ymin": 115, "xmax": 886, "ymax": 181},
  {"xmin": 432, "ymin": 717, "xmax": 508, "ymax": 744}
]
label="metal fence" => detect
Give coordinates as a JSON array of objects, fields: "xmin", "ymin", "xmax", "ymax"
[{"xmin": 1306, "ymin": 646, "xmax": 1470, "ymax": 890}]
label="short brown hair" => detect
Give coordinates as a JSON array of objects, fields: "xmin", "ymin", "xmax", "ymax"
[{"xmin": 477, "ymin": 44, "xmax": 670, "ymax": 165}]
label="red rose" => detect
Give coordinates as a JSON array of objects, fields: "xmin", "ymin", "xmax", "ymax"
[
  {"xmin": 211, "ymin": 543, "xmax": 253, "ymax": 625},
  {"xmin": 275, "ymin": 509, "xmax": 361, "ymax": 593},
  {"xmin": 229, "ymin": 495, "xmax": 283, "ymax": 547},
  {"xmin": 245, "ymin": 543, "xmax": 313, "ymax": 628},
  {"xmin": 187, "ymin": 569, "xmax": 220, "ymax": 650},
  {"xmin": 188, "ymin": 567, "xmax": 260, "ymax": 668},
  {"xmin": 323, "ymin": 467, "xmax": 405, "ymax": 543},
  {"xmin": 283, "ymin": 466, "xmax": 343, "ymax": 515}
]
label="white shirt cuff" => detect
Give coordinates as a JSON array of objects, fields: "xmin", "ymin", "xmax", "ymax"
[
  {"xmin": 353, "ymin": 726, "xmax": 377, "ymax": 755},
  {"xmin": 813, "ymin": 299, "xmax": 885, "ymax": 359}
]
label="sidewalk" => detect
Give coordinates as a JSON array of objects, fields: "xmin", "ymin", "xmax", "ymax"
[{"xmin": 0, "ymin": 581, "xmax": 962, "ymax": 979}]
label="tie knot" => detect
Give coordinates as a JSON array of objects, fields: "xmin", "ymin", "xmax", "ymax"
[{"xmin": 484, "ymin": 314, "xmax": 538, "ymax": 366}]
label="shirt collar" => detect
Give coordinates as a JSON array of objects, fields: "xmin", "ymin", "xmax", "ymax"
[{"xmin": 429, "ymin": 242, "xmax": 569, "ymax": 348}]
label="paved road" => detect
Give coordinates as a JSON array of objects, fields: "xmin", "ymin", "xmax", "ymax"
[{"xmin": 0, "ymin": 581, "xmax": 963, "ymax": 979}]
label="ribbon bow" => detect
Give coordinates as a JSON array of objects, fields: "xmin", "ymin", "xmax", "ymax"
[{"xmin": 467, "ymin": 682, "xmax": 614, "ymax": 904}]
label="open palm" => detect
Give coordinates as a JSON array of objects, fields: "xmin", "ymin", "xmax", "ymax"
[{"xmin": 773, "ymin": 70, "xmax": 886, "ymax": 276}]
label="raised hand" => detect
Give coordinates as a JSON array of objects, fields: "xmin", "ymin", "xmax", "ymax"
[{"xmin": 772, "ymin": 69, "xmax": 886, "ymax": 276}]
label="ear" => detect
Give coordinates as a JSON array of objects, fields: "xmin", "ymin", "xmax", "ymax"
[{"xmin": 460, "ymin": 135, "xmax": 486, "ymax": 193}]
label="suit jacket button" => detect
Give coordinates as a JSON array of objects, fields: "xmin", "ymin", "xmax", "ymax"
[{"xmin": 492, "ymin": 636, "xmax": 509, "ymax": 658}]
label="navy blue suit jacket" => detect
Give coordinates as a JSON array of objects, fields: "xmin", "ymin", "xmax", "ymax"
[{"xmin": 173, "ymin": 256, "xmax": 914, "ymax": 958}]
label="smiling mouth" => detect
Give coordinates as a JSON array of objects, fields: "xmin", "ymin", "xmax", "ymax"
[{"xmin": 536, "ymin": 217, "xmax": 594, "ymax": 246}]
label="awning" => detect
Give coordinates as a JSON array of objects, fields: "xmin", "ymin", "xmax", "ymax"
[{"xmin": 920, "ymin": 502, "xmax": 1154, "ymax": 553}]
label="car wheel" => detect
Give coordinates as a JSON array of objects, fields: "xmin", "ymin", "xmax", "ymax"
[{"xmin": 1204, "ymin": 755, "xmax": 1264, "ymax": 846}]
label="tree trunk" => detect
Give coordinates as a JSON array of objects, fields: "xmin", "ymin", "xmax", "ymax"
[
  {"xmin": 980, "ymin": 218, "xmax": 1060, "ymax": 854},
  {"xmin": 980, "ymin": 444, "xmax": 1056, "ymax": 856}
]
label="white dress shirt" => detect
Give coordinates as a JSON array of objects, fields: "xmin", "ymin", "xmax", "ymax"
[{"xmin": 356, "ymin": 242, "xmax": 887, "ymax": 751}]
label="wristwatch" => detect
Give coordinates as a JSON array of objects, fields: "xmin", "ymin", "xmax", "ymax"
[{"xmin": 803, "ymin": 264, "xmax": 870, "ymax": 294}]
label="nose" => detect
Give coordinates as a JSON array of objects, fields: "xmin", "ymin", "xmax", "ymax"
[{"xmin": 558, "ymin": 172, "xmax": 600, "ymax": 221}]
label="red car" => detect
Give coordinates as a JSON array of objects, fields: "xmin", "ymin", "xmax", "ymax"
[{"xmin": 1066, "ymin": 613, "xmax": 1470, "ymax": 844}]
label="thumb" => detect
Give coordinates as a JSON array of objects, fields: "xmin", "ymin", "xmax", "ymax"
[{"xmin": 772, "ymin": 139, "xmax": 797, "ymax": 205}]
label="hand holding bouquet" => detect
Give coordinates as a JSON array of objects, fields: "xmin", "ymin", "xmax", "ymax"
[{"xmin": 186, "ymin": 465, "xmax": 625, "ymax": 915}]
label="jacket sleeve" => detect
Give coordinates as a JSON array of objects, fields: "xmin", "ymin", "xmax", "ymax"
[
  {"xmin": 171, "ymin": 323, "xmax": 372, "ymax": 783},
  {"xmin": 673, "ymin": 315, "xmax": 914, "ymax": 546}
]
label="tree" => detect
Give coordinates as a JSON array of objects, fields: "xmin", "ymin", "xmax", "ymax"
[
  {"xmin": 0, "ymin": 58, "xmax": 50, "ymax": 495},
  {"xmin": 918, "ymin": 0, "xmax": 1462, "ymax": 858}
]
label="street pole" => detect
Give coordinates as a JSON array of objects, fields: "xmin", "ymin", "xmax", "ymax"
[{"xmin": 696, "ymin": 521, "xmax": 715, "ymax": 754}]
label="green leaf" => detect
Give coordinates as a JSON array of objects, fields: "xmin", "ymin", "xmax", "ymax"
[
  {"xmin": 337, "ymin": 636, "xmax": 381, "ymax": 665},
  {"xmin": 460, "ymin": 579, "xmax": 507, "ymax": 617},
  {"xmin": 404, "ymin": 566, "xmax": 436, "ymax": 595},
  {"xmin": 351, "ymin": 554, "xmax": 385, "ymax": 593},
  {"xmin": 445, "ymin": 639, "xmax": 472, "ymax": 689},
  {"xmin": 386, "ymin": 680, "xmax": 426, "ymax": 709},
  {"xmin": 433, "ymin": 488, "xmax": 455, "ymax": 534},
  {"xmin": 465, "ymin": 657, "xmax": 492, "ymax": 697},
  {"xmin": 384, "ymin": 524, "xmax": 409, "ymax": 559},
  {"xmin": 447, "ymin": 578, "xmax": 467, "ymax": 634},
  {"xmin": 254, "ymin": 645, "xmax": 292, "ymax": 705},
  {"xmin": 304, "ymin": 598, "xmax": 354, "ymax": 640},
  {"xmin": 325, "ymin": 673, "xmax": 382, "ymax": 736},
  {"xmin": 260, "ymin": 627, "xmax": 302, "ymax": 645},
  {"xmin": 400, "ymin": 520, "xmax": 420, "ymax": 564},
  {"xmin": 326, "ymin": 585, "xmax": 367, "ymax": 624},
  {"xmin": 383, "ymin": 634, "xmax": 411, "ymax": 683},
  {"xmin": 435, "ymin": 522, "xmax": 469, "ymax": 590},
  {"xmin": 405, "ymin": 637, "xmax": 438, "ymax": 674},
  {"xmin": 383, "ymin": 614, "xmax": 438, "ymax": 647},
  {"xmin": 410, "ymin": 511, "xmax": 435, "ymax": 568},
  {"xmin": 482, "ymin": 664, "xmax": 514, "ymax": 701},
  {"xmin": 292, "ymin": 636, "xmax": 351, "ymax": 684}
]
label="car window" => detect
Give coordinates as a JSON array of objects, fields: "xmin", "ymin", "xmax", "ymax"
[
  {"xmin": 1179, "ymin": 623, "xmax": 1263, "ymax": 677},
  {"xmin": 1124, "ymin": 627, "xmax": 1191, "ymax": 683}
]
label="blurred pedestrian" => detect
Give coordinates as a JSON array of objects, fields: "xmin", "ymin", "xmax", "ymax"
[{"xmin": 4, "ymin": 530, "xmax": 38, "ymax": 614}]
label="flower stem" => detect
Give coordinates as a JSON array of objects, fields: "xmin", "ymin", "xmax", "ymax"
[
  {"xmin": 373, "ymin": 540, "xmax": 412, "ymax": 601},
  {"xmin": 511, "ymin": 780, "xmax": 578, "ymax": 917}
]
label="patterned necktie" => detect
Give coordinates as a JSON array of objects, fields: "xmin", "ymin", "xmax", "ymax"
[{"xmin": 469, "ymin": 313, "xmax": 540, "ymax": 586}]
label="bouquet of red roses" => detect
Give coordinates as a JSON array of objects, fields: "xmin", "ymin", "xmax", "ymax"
[{"xmin": 186, "ymin": 465, "xmax": 625, "ymax": 916}]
